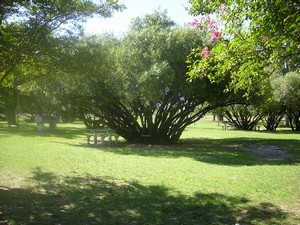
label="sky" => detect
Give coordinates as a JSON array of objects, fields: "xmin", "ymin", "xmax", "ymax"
[{"xmin": 83, "ymin": 0, "xmax": 196, "ymax": 35}]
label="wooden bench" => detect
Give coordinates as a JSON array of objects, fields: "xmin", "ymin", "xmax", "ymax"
[{"xmin": 86, "ymin": 129, "xmax": 119, "ymax": 145}]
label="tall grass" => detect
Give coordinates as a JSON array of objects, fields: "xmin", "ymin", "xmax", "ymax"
[{"xmin": 0, "ymin": 119, "xmax": 299, "ymax": 224}]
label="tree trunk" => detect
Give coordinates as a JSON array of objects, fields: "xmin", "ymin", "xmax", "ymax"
[
  {"xmin": 5, "ymin": 106, "xmax": 17, "ymax": 127},
  {"xmin": 294, "ymin": 114, "xmax": 300, "ymax": 131},
  {"xmin": 263, "ymin": 114, "xmax": 283, "ymax": 131},
  {"xmin": 3, "ymin": 87, "xmax": 19, "ymax": 127}
]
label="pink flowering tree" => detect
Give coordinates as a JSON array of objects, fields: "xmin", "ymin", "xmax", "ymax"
[
  {"xmin": 187, "ymin": 0, "xmax": 299, "ymax": 97},
  {"xmin": 188, "ymin": 10, "xmax": 224, "ymax": 60}
]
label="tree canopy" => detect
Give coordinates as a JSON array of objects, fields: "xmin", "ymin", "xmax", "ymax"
[
  {"xmin": 37, "ymin": 11, "xmax": 236, "ymax": 144},
  {"xmin": 271, "ymin": 71, "xmax": 300, "ymax": 131},
  {"xmin": 187, "ymin": 0, "xmax": 300, "ymax": 95},
  {"xmin": 129, "ymin": 9, "xmax": 175, "ymax": 32},
  {"xmin": 0, "ymin": 0, "xmax": 124, "ymax": 87},
  {"xmin": 0, "ymin": 0, "xmax": 124, "ymax": 125}
]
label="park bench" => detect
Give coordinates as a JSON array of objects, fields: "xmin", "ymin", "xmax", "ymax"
[
  {"xmin": 254, "ymin": 124, "xmax": 260, "ymax": 130},
  {"xmin": 222, "ymin": 122, "xmax": 261, "ymax": 130},
  {"xmin": 222, "ymin": 122, "xmax": 235, "ymax": 130},
  {"xmin": 34, "ymin": 116, "xmax": 60, "ymax": 131},
  {"xmin": 86, "ymin": 129, "xmax": 119, "ymax": 145}
]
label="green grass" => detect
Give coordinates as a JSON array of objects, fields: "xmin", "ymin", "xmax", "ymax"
[{"xmin": 0, "ymin": 119, "xmax": 299, "ymax": 224}]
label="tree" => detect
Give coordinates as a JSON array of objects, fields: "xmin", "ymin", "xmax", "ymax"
[
  {"xmin": 221, "ymin": 104, "xmax": 264, "ymax": 130},
  {"xmin": 20, "ymin": 87, "xmax": 62, "ymax": 120},
  {"xmin": 68, "ymin": 12, "xmax": 235, "ymax": 144},
  {"xmin": 0, "ymin": 0, "xmax": 124, "ymax": 86},
  {"xmin": 272, "ymin": 72, "xmax": 300, "ymax": 131},
  {"xmin": 260, "ymin": 100, "xmax": 285, "ymax": 131},
  {"xmin": 257, "ymin": 75, "xmax": 285, "ymax": 131},
  {"xmin": 129, "ymin": 9, "xmax": 175, "ymax": 31},
  {"xmin": 187, "ymin": 0, "xmax": 299, "ymax": 96},
  {"xmin": 0, "ymin": 0, "xmax": 124, "ymax": 125},
  {"xmin": 29, "ymin": 11, "xmax": 239, "ymax": 144},
  {"xmin": 0, "ymin": 33, "xmax": 75, "ymax": 125}
]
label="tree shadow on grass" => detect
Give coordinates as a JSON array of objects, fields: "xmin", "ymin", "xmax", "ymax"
[
  {"xmin": 0, "ymin": 122, "xmax": 87, "ymax": 140},
  {"xmin": 0, "ymin": 168, "xmax": 295, "ymax": 225},
  {"xmin": 83, "ymin": 137, "xmax": 300, "ymax": 166}
]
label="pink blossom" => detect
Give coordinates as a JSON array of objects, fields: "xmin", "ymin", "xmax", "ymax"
[
  {"xmin": 210, "ymin": 30, "xmax": 221, "ymax": 42},
  {"xmin": 201, "ymin": 47, "xmax": 210, "ymax": 58},
  {"xmin": 207, "ymin": 19, "xmax": 217, "ymax": 29},
  {"xmin": 188, "ymin": 19, "xmax": 200, "ymax": 27},
  {"xmin": 262, "ymin": 35, "xmax": 268, "ymax": 41},
  {"xmin": 201, "ymin": 14, "xmax": 210, "ymax": 24},
  {"xmin": 219, "ymin": 5, "xmax": 226, "ymax": 14}
]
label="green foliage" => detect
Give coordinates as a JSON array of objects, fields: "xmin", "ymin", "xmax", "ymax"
[
  {"xmin": 21, "ymin": 34, "xmax": 119, "ymax": 124},
  {"xmin": 0, "ymin": 0, "xmax": 124, "ymax": 85},
  {"xmin": 272, "ymin": 72, "xmax": 300, "ymax": 110},
  {"xmin": 118, "ymin": 26, "xmax": 205, "ymax": 105},
  {"xmin": 20, "ymin": 86, "xmax": 62, "ymax": 118},
  {"xmin": 188, "ymin": 0, "xmax": 299, "ymax": 95},
  {"xmin": 259, "ymin": 96, "xmax": 285, "ymax": 131},
  {"xmin": 95, "ymin": 20, "xmax": 231, "ymax": 143},
  {"xmin": 221, "ymin": 104, "xmax": 264, "ymax": 130},
  {"xmin": 271, "ymin": 71, "xmax": 300, "ymax": 131},
  {"xmin": 0, "ymin": 0, "xmax": 125, "ymax": 26},
  {"xmin": 129, "ymin": 9, "xmax": 175, "ymax": 31},
  {"xmin": 0, "ymin": 0, "xmax": 124, "ymax": 125},
  {"xmin": 47, "ymin": 11, "xmax": 235, "ymax": 144},
  {"xmin": 251, "ymin": 74, "xmax": 285, "ymax": 131}
]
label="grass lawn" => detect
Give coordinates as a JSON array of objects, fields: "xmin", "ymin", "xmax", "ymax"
[{"xmin": 0, "ymin": 118, "xmax": 299, "ymax": 225}]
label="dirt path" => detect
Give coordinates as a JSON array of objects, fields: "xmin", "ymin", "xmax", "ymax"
[{"xmin": 239, "ymin": 145, "xmax": 292, "ymax": 161}]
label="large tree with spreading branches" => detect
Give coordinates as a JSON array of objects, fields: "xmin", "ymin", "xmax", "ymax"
[{"xmin": 63, "ymin": 11, "xmax": 236, "ymax": 144}]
